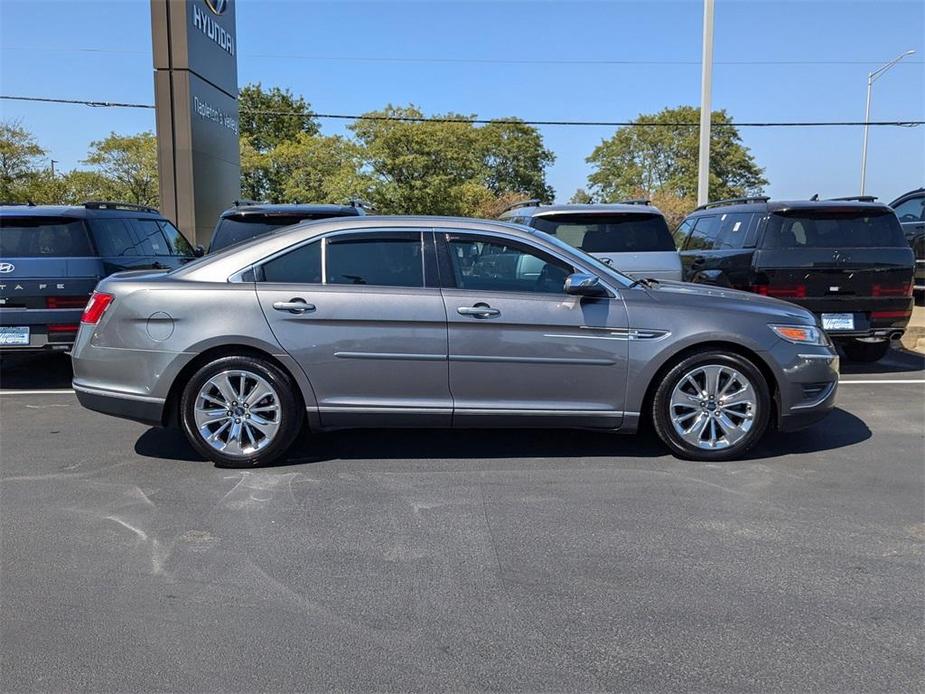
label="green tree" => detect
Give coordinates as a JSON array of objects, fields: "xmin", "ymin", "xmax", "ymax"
[
  {"xmin": 585, "ymin": 106, "xmax": 767, "ymax": 203},
  {"xmin": 0, "ymin": 121, "xmax": 47, "ymax": 202},
  {"xmin": 349, "ymin": 105, "xmax": 555, "ymax": 216},
  {"xmin": 82, "ymin": 131, "xmax": 159, "ymax": 206},
  {"xmin": 273, "ymin": 132, "xmax": 371, "ymax": 204},
  {"xmin": 569, "ymin": 188, "xmax": 594, "ymax": 204},
  {"xmin": 238, "ymin": 83, "xmax": 319, "ymax": 153}
]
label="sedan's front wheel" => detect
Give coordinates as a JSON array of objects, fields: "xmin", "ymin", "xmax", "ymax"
[
  {"xmin": 652, "ymin": 351, "xmax": 771, "ymax": 461},
  {"xmin": 180, "ymin": 355, "xmax": 302, "ymax": 468}
]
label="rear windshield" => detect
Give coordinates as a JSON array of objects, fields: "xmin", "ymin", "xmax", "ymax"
[
  {"xmin": 210, "ymin": 213, "xmax": 352, "ymax": 252},
  {"xmin": 0, "ymin": 217, "xmax": 95, "ymax": 257},
  {"xmin": 530, "ymin": 213, "xmax": 676, "ymax": 253},
  {"xmin": 763, "ymin": 209, "xmax": 906, "ymax": 249}
]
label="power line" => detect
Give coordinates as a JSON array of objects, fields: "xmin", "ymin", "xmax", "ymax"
[
  {"xmin": 2, "ymin": 46, "xmax": 924, "ymax": 66},
  {"xmin": 2, "ymin": 94, "xmax": 923, "ymax": 128}
]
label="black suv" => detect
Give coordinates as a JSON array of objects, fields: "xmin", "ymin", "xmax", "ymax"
[
  {"xmin": 676, "ymin": 196, "xmax": 915, "ymax": 362},
  {"xmin": 889, "ymin": 187, "xmax": 925, "ymax": 303},
  {"xmin": 0, "ymin": 201, "xmax": 199, "ymax": 353},
  {"xmin": 209, "ymin": 202, "xmax": 367, "ymax": 253}
]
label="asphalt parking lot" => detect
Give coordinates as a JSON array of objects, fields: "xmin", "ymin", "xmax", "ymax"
[{"xmin": 1, "ymin": 349, "xmax": 923, "ymax": 692}]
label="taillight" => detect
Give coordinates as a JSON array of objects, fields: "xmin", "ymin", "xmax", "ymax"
[
  {"xmin": 872, "ymin": 283, "xmax": 912, "ymax": 297},
  {"xmin": 871, "ymin": 310, "xmax": 911, "ymax": 320},
  {"xmin": 48, "ymin": 324, "xmax": 80, "ymax": 333},
  {"xmin": 751, "ymin": 284, "xmax": 806, "ymax": 299},
  {"xmin": 81, "ymin": 292, "xmax": 114, "ymax": 324},
  {"xmin": 46, "ymin": 295, "xmax": 91, "ymax": 309}
]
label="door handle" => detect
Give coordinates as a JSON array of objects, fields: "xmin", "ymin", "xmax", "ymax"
[
  {"xmin": 457, "ymin": 304, "xmax": 500, "ymax": 318},
  {"xmin": 273, "ymin": 299, "xmax": 316, "ymax": 314}
]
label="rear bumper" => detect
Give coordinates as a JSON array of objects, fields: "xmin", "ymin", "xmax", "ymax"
[{"xmin": 73, "ymin": 384, "xmax": 164, "ymax": 426}]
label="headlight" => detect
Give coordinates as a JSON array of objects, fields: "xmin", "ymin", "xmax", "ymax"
[{"xmin": 769, "ymin": 324, "xmax": 826, "ymax": 344}]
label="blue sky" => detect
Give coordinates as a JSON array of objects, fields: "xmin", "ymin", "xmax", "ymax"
[{"xmin": 1, "ymin": 0, "xmax": 923, "ymax": 203}]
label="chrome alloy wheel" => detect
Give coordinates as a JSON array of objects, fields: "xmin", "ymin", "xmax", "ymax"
[
  {"xmin": 669, "ymin": 364, "xmax": 756, "ymax": 450},
  {"xmin": 193, "ymin": 370, "xmax": 282, "ymax": 457}
]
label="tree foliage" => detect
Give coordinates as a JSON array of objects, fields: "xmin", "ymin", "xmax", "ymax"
[
  {"xmin": 82, "ymin": 131, "xmax": 159, "ymax": 206},
  {"xmin": 585, "ymin": 106, "xmax": 767, "ymax": 203},
  {"xmin": 238, "ymin": 83, "xmax": 319, "ymax": 153},
  {"xmin": 0, "ymin": 121, "xmax": 47, "ymax": 202}
]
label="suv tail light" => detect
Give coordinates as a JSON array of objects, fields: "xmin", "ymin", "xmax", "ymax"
[
  {"xmin": 751, "ymin": 283, "xmax": 807, "ymax": 299},
  {"xmin": 81, "ymin": 292, "xmax": 114, "ymax": 324},
  {"xmin": 46, "ymin": 295, "xmax": 91, "ymax": 309},
  {"xmin": 872, "ymin": 282, "xmax": 912, "ymax": 297}
]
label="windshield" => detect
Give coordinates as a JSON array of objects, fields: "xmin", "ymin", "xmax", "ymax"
[
  {"xmin": 0, "ymin": 217, "xmax": 95, "ymax": 257},
  {"xmin": 763, "ymin": 209, "xmax": 906, "ymax": 249},
  {"xmin": 210, "ymin": 214, "xmax": 346, "ymax": 252},
  {"xmin": 530, "ymin": 213, "xmax": 676, "ymax": 253}
]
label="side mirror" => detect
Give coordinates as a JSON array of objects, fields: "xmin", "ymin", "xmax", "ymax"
[
  {"xmin": 193, "ymin": 245, "xmax": 206, "ymax": 258},
  {"xmin": 564, "ymin": 272, "xmax": 607, "ymax": 297}
]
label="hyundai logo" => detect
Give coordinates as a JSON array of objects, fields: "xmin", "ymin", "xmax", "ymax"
[
  {"xmin": 204, "ymin": 0, "xmax": 227, "ymax": 15},
  {"xmin": 0, "ymin": 263, "xmax": 15, "ymax": 273}
]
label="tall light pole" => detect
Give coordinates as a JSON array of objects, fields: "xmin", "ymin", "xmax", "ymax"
[
  {"xmin": 697, "ymin": 0, "xmax": 715, "ymax": 206},
  {"xmin": 860, "ymin": 49, "xmax": 915, "ymax": 195}
]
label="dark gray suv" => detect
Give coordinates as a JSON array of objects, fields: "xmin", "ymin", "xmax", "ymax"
[
  {"xmin": 0, "ymin": 201, "xmax": 198, "ymax": 352},
  {"xmin": 71, "ymin": 216, "xmax": 839, "ymax": 467}
]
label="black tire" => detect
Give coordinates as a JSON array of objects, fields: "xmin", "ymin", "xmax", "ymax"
[
  {"xmin": 180, "ymin": 355, "xmax": 303, "ymax": 468},
  {"xmin": 840, "ymin": 339, "xmax": 891, "ymax": 363},
  {"xmin": 652, "ymin": 351, "xmax": 771, "ymax": 462}
]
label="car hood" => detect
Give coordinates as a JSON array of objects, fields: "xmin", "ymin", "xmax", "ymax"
[{"xmin": 645, "ymin": 280, "xmax": 816, "ymax": 322}]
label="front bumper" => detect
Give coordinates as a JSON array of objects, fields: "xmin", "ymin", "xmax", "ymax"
[{"xmin": 769, "ymin": 343, "xmax": 840, "ymax": 432}]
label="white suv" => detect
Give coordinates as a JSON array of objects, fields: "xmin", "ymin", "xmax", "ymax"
[{"xmin": 500, "ymin": 200, "xmax": 682, "ymax": 282}]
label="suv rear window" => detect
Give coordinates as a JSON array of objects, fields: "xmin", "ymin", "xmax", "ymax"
[
  {"xmin": 211, "ymin": 214, "xmax": 350, "ymax": 252},
  {"xmin": 530, "ymin": 213, "xmax": 676, "ymax": 253},
  {"xmin": 0, "ymin": 217, "xmax": 95, "ymax": 257},
  {"xmin": 762, "ymin": 209, "xmax": 906, "ymax": 249}
]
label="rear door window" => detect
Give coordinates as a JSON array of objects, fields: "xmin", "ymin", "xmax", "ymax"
[
  {"xmin": 0, "ymin": 217, "xmax": 94, "ymax": 257},
  {"xmin": 673, "ymin": 219, "xmax": 694, "ymax": 249},
  {"xmin": 712, "ymin": 212, "xmax": 756, "ymax": 250},
  {"xmin": 261, "ymin": 241, "xmax": 322, "ymax": 284},
  {"xmin": 89, "ymin": 219, "xmax": 138, "ymax": 257},
  {"xmin": 130, "ymin": 219, "xmax": 172, "ymax": 256},
  {"xmin": 530, "ymin": 213, "xmax": 676, "ymax": 253},
  {"xmin": 892, "ymin": 195, "xmax": 925, "ymax": 222},
  {"xmin": 762, "ymin": 210, "xmax": 907, "ymax": 248},
  {"xmin": 326, "ymin": 234, "xmax": 424, "ymax": 287}
]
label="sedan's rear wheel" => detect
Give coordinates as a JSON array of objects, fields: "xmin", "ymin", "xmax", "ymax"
[
  {"xmin": 652, "ymin": 351, "xmax": 771, "ymax": 461},
  {"xmin": 180, "ymin": 356, "xmax": 302, "ymax": 468}
]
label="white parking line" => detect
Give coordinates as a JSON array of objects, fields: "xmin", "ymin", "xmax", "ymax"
[
  {"xmin": 838, "ymin": 379, "xmax": 925, "ymax": 384},
  {"xmin": 0, "ymin": 389, "xmax": 75, "ymax": 395}
]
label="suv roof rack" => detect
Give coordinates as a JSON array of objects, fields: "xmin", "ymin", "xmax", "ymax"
[
  {"xmin": 345, "ymin": 198, "xmax": 371, "ymax": 209},
  {"xmin": 501, "ymin": 199, "xmax": 541, "ymax": 214},
  {"xmin": 827, "ymin": 195, "xmax": 878, "ymax": 202},
  {"xmin": 694, "ymin": 196, "xmax": 770, "ymax": 211},
  {"xmin": 232, "ymin": 199, "xmax": 267, "ymax": 207},
  {"xmin": 0, "ymin": 201, "xmax": 36, "ymax": 207},
  {"xmin": 615, "ymin": 198, "xmax": 651, "ymax": 206},
  {"xmin": 83, "ymin": 200, "xmax": 159, "ymax": 214}
]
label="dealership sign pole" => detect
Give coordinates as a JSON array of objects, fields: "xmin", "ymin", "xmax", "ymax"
[{"xmin": 151, "ymin": 0, "xmax": 240, "ymax": 247}]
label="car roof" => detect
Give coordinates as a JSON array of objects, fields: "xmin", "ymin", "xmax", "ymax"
[
  {"xmin": 219, "ymin": 203, "xmax": 363, "ymax": 218},
  {"xmin": 176, "ymin": 215, "xmax": 538, "ymax": 282},
  {"xmin": 686, "ymin": 198, "xmax": 894, "ymax": 216},
  {"xmin": 500, "ymin": 203, "xmax": 664, "ymax": 218},
  {"xmin": 0, "ymin": 203, "xmax": 164, "ymax": 219}
]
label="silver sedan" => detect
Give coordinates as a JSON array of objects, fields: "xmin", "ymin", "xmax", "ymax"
[{"xmin": 71, "ymin": 216, "xmax": 839, "ymax": 467}]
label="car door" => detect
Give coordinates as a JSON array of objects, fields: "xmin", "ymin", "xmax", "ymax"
[
  {"xmin": 437, "ymin": 230, "xmax": 629, "ymax": 428},
  {"xmin": 255, "ymin": 228, "xmax": 451, "ymax": 428},
  {"xmin": 130, "ymin": 218, "xmax": 190, "ymax": 270}
]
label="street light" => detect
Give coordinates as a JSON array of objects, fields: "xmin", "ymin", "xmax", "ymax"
[{"xmin": 860, "ymin": 49, "xmax": 915, "ymax": 195}]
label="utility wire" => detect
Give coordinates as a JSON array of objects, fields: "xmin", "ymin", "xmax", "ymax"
[
  {"xmin": 2, "ymin": 46, "xmax": 924, "ymax": 66},
  {"xmin": 2, "ymin": 95, "xmax": 923, "ymax": 128}
]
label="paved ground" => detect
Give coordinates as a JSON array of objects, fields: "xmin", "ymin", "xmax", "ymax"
[{"xmin": 1, "ymin": 349, "xmax": 923, "ymax": 692}]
